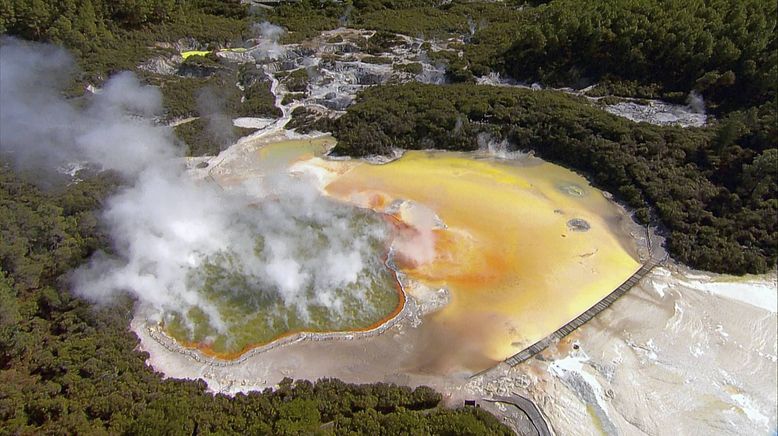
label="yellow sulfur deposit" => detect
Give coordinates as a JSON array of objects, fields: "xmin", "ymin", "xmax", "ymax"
[
  {"xmin": 323, "ymin": 150, "xmax": 640, "ymax": 363},
  {"xmin": 181, "ymin": 48, "xmax": 247, "ymax": 60},
  {"xmin": 181, "ymin": 50, "xmax": 212, "ymax": 59}
]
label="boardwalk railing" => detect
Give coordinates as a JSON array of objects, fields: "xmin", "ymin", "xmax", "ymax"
[{"xmin": 502, "ymin": 259, "xmax": 660, "ymax": 367}]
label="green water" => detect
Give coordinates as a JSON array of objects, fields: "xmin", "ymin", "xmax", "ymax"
[{"xmin": 165, "ymin": 213, "xmax": 400, "ymax": 356}]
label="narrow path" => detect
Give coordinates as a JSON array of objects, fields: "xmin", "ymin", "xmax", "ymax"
[
  {"xmin": 474, "ymin": 247, "xmax": 663, "ymax": 434},
  {"xmin": 502, "ymin": 258, "xmax": 660, "ymax": 367},
  {"xmin": 484, "ymin": 395, "xmax": 552, "ymax": 436},
  {"xmin": 468, "ymin": 227, "xmax": 666, "ymax": 375}
]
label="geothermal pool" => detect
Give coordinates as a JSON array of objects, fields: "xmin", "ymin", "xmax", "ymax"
[
  {"xmin": 165, "ymin": 137, "xmax": 404, "ymax": 359},
  {"xmin": 316, "ymin": 149, "xmax": 641, "ymax": 368},
  {"xmin": 169, "ymin": 136, "xmax": 641, "ymax": 371}
]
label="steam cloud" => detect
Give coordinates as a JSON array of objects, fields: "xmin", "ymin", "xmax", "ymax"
[
  {"xmin": 0, "ymin": 37, "xmax": 390, "ymax": 332},
  {"xmin": 250, "ymin": 22, "xmax": 286, "ymax": 61},
  {"xmin": 0, "ymin": 39, "xmax": 174, "ymax": 180},
  {"xmin": 392, "ymin": 203, "xmax": 439, "ymax": 267},
  {"xmin": 196, "ymin": 86, "xmax": 236, "ymax": 151},
  {"xmin": 339, "ymin": 5, "xmax": 354, "ymax": 27},
  {"xmin": 687, "ymin": 90, "xmax": 706, "ymax": 114},
  {"xmin": 477, "ymin": 132, "xmax": 527, "ymax": 160}
]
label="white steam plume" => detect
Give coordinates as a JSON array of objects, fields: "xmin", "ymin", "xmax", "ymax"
[
  {"xmin": 476, "ymin": 132, "xmax": 527, "ymax": 160},
  {"xmin": 196, "ymin": 85, "xmax": 236, "ymax": 151},
  {"xmin": 687, "ymin": 90, "xmax": 706, "ymax": 114},
  {"xmin": 250, "ymin": 22, "xmax": 286, "ymax": 61},
  {"xmin": 0, "ymin": 39, "xmax": 174, "ymax": 179},
  {"xmin": 392, "ymin": 202, "xmax": 440, "ymax": 267},
  {"xmin": 339, "ymin": 5, "xmax": 353, "ymax": 27},
  {"xmin": 1, "ymin": 37, "xmax": 390, "ymax": 332}
]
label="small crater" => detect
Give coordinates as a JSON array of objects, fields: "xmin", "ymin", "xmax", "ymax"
[
  {"xmin": 559, "ymin": 184, "xmax": 586, "ymax": 197},
  {"xmin": 567, "ymin": 218, "xmax": 590, "ymax": 232}
]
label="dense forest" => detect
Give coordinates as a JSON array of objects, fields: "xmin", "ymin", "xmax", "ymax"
[
  {"xmin": 0, "ymin": 166, "xmax": 512, "ymax": 434},
  {"xmin": 323, "ymin": 83, "xmax": 776, "ymax": 274},
  {"xmin": 0, "ymin": 1, "xmax": 514, "ymax": 434},
  {"xmin": 1, "ymin": 0, "xmax": 776, "ymax": 432},
  {"xmin": 462, "ymin": 0, "xmax": 777, "ymax": 114}
]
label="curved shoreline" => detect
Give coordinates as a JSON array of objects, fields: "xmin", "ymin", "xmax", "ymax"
[
  {"xmin": 147, "ymin": 249, "xmax": 413, "ymax": 366},
  {"xmin": 169, "ymin": 132, "xmax": 415, "ymax": 362}
]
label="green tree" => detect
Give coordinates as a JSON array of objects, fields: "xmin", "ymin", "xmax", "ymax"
[{"xmin": 73, "ymin": 0, "xmax": 97, "ymax": 38}]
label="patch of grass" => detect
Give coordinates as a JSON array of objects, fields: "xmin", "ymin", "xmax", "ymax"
[
  {"xmin": 141, "ymin": 74, "xmax": 214, "ymax": 121},
  {"xmin": 393, "ymin": 62, "xmax": 423, "ymax": 75},
  {"xmin": 177, "ymin": 53, "xmax": 226, "ymax": 77},
  {"xmin": 282, "ymin": 68, "xmax": 310, "ymax": 93},
  {"xmin": 282, "ymin": 92, "xmax": 306, "ymax": 105},
  {"xmin": 287, "ymin": 107, "xmax": 331, "ymax": 133},
  {"xmin": 181, "ymin": 50, "xmax": 212, "ymax": 59},
  {"xmin": 240, "ymin": 80, "xmax": 282, "ymax": 118},
  {"xmin": 174, "ymin": 118, "xmax": 257, "ymax": 156},
  {"xmin": 362, "ymin": 56, "xmax": 393, "ymax": 65},
  {"xmin": 356, "ymin": 7, "xmax": 467, "ymax": 38}
]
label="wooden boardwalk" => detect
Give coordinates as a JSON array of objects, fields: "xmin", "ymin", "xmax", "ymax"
[{"xmin": 503, "ymin": 259, "xmax": 660, "ymax": 367}]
